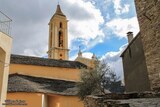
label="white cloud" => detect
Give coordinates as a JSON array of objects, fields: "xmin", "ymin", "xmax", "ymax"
[
  {"xmin": 82, "ymin": 52, "xmax": 94, "ymax": 59},
  {"xmin": 70, "ymin": 43, "xmax": 128, "ymax": 80},
  {"xmin": 113, "ymin": 0, "xmax": 121, "ymax": 14},
  {"xmin": 101, "ymin": 44, "xmax": 127, "ymax": 79},
  {"xmin": 1, "ymin": 0, "xmax": 104, "ymax": 57},
  {"xmin": 64, "ymin": 0, "xmax": 104, "ymax": 49},
  {"xmin": 112, "ymin": 0, "xmax": 130, "ymax": 15},
  {"xmin": 69, "ymin": 54, "xmax": 77, "ymax": 61},
  {"xmin": 23, "ymin": 45, "xmax": 48, "ymax": 57},
  {"xmin": 85, "ymin": 36, "xmax": 103, "ymax": 50},
  {"xmin": 106, "ymin": 17, "xmax": 139, "ymax": 38},
  {"xmin": 122, "ymin": 4, "xmax": 130, "ymax": 13}
]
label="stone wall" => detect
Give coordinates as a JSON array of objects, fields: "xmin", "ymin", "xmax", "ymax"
[
  {"xmin": 84, "ymin": 93, "xmax": 160, "ymax": 107},
  {"xmin": 121, "ymin": 33, "xmax": 150, "ymax": 92},
  {"xmin": 134, "ymin": 0, "xmax": 160, "ymax": 90}
]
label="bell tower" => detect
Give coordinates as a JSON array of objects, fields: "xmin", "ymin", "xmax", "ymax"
[{"xmin": 48, "ymin": 4, "xmax": 69, "ymax": 60}]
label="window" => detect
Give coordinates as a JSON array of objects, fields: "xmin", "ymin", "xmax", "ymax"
[
  {"xmin": 60, "ymin": 22, "xmax": 62, "ymax": 28},
  {"xmin": 58, "ymin": 31, "xmax": 63, "ymax": 47},
  {"xmin": 50, "ymin": 32, "xmax": 52, "ymax": 48}
]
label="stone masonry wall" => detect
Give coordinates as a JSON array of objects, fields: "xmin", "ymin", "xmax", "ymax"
[
  {"xmin": 85, "ymin": 93, "xmax": 160, "ymax": 107},
  {"xmin": 122, "ymin": 33, "xmax": 151, "ymax": 92},
  {"xmin": 134, "ymin": 0, "xmax": 160, "ymax": 90}
]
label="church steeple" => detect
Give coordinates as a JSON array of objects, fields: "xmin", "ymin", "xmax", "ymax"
[
  {"xmin": 54, "ymin": 4, "xmax": 66, "ymax": 17},
  {"xmin": 48, "ymin": 4, "xmax": 69, "ymax": 60}
]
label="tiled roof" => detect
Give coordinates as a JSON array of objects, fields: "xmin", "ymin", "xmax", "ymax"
[
  {"xmin": 8, "ymin": 74, "xmax": 79, "ymax": 96},
  {"xmin": 10, "ymin": 54, "xmax": 87, "ymax": 69}
]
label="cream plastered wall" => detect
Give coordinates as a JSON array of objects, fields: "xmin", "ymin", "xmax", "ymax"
[
  {"xmin": 48, "ymin": 15, "xmax": 69, "ymax": 60},
  {"xmin": 0, "ymin": 48, "xmax": 5, "ymax": 101},
  {"xmin": 48, "ymin": 94, "xmax": 84, "ymax": 107},
  {"xmin": 9, "ymin": 64, "xmax": 81, "ymax": 81},
  {"xmin": 7, "ymin": 93, "xmax": 42, "ymax": 107},
  {"xmin": 0, "ymin": 32, "xmax": 12, "ymax": 107},
  {"xmin": 7, "ymin": 93, "xmax": 84, "ymax": 107},
  {"xmin": 75, "ymin": 57, "xmax": 95, "ymax": 68}
]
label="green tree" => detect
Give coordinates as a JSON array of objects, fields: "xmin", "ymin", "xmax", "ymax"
[{"xmin": 77, "ymin": 60, "xmax": 122, "ymax": 100}]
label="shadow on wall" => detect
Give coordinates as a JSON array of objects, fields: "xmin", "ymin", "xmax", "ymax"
[{"xmin": 0, "ymin": 47, "xmax": 6, "ymax": 97}]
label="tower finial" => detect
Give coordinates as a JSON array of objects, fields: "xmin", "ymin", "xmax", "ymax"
[
  {"xmin": 78, "ymin": 46, "xmax": 82, "ymax": 57},
  {"xmin": 92, "ymin": 53, "xmax": 96, "ymax": 60},
  {"xmin": 53, "ymin": 2, "xmax": 66, "ymax": 17},
  {"xmin": 79, "ymin": 46, "xmax": 81, "ymax": 52}
]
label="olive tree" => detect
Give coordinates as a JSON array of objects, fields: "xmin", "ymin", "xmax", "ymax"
[{"xmin": 77, "ymin": 60, "xmax": 122, "ymax": 100}]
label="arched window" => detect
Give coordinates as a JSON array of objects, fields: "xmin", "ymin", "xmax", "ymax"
[
  {"xmin": 58, "ymin": 31, "xmax": 63, "ymax": 47},
  {"xmin": 60, "ymin": 22, "xmax": 62, "ymax": 28}
]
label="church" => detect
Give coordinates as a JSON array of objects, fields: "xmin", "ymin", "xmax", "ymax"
[{"xmin": 0, "ymin": 4, "xmax": 96, "ymax": 107}]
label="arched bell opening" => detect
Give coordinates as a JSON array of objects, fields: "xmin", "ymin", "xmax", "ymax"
[
  {"xmin": 60, "ymin": 22, "xmax": 62, "ymax": 28},
  {"xmin": 58, "ymin": 31, "xmax": 63, "ymax": 47}
]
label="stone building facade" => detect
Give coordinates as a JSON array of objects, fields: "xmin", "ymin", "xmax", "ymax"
[
  {"xmin": 134, "ymin": 0, "xmax": 160, "ymax": 90},
  {"xmin": 121, "ymin": 0, "xmax": 160, "ymax": 92},
  {"xmin": 78, "ymin": 1, "xmax": 160, "ymax": 106},
  {"xmin": 84, "ymin": 93, "xmax": 160, "ymax": 107},
  {"xmin": 121, "ymin": 32, "xmax": 151, "ymax": 92}
]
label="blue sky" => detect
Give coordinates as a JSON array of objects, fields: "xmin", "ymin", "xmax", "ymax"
[
  {"xmin": 0, "ymin": 0, "xmax": 140, "ymax": 79},
  {"xmin": 66, "ymin": 0, "xmax": 140, "ymax": 78},
  {"xmin": 69, "ymin": 0, "xmax": 139, "ymax": 59}
]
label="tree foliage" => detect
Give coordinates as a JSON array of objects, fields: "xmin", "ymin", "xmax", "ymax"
[{"xmin": 77, "ymin": 60, "xmax": 122, "ymax": 100}]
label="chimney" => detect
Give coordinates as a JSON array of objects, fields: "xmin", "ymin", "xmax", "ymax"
[{"xmin": 127, "ymin": 32, "xmax": 133, "ymax": 43}]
